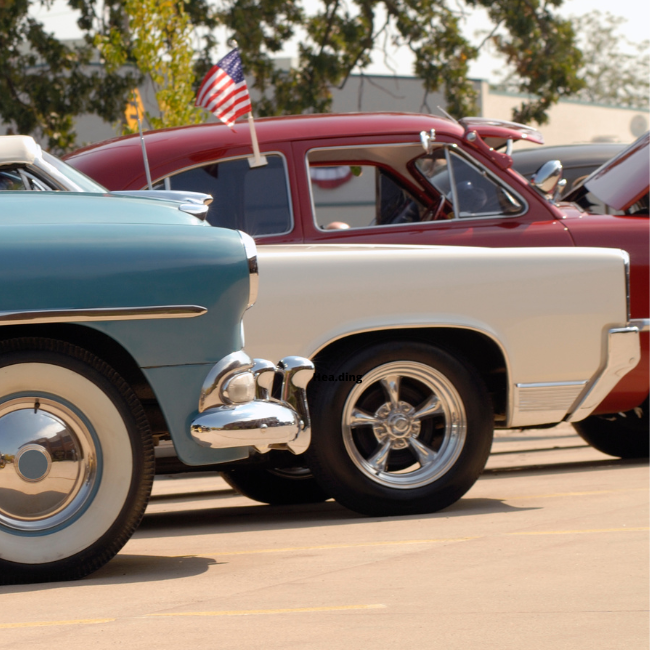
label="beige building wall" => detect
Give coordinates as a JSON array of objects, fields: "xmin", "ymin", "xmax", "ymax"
[{"xmin": 480, "ymin": 82, "xmax": 649, "ymax": 147}]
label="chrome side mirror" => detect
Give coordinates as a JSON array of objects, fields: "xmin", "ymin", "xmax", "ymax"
[{"xmin": 531, "ymin": 160, "xmax": 563, "ymax": 197}]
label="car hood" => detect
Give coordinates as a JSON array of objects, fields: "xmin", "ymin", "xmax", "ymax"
[
  {"xmin": 572, "ymin": 132, "xmax": 649, "ymax": 211},
  {"xmin": 0, "ymin": 192, "xmax": 210, "ymax": 227}
]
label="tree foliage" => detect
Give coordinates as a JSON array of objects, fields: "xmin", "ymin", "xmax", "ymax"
[
  {"xmin": 0, "ymin": 0, "xmax": 137, "ymax": 152},
  {"xmin": 1, "ymin": 0, "xmax": 587, "ymax": 151},
  {"xmin": 474, "ymin": 0, "xmax": 584, "ymax": 124},
  {"xmin": 96, "ymin": 0, "xmax": 204, "ymax": 131},
  {"xmin": 212, "ymin": 0, "xmax": 584, "ymax": 123},
  {"xmin": 570, "ymin": 11, "xmax": 649, "ymax": 109}
]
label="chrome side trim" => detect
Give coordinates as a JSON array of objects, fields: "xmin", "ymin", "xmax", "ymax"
[
  {"xmin": 631, "ymin": 318, "xmax": 650, "ymax": 333},
  {"xmin": 516, "ymin": 381, "xmax": 587, "ymax": 411},
  {"xmin": 565, "ymin": 326, "xmax": 642, "ymax": 423},
  {"xmin": 0, "ymin": 305, "xmax": 207, "ymax": 326},
  {"xmin": 512, "ymin": 381, "xmax": 587, "ymax": 426},
  {"xmin": 623, "ymin": 251, "xmax": 631, "ymax": 322},
  {"xmin": 238, "ymin": 231, "xmax": 259, "ymax": 309}
]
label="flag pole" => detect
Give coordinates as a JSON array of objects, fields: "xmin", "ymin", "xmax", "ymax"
[
  {"xmin": 225, "ymin": 38, "xmax": 267, "ymax": 169},
  {"xmin": 247, "ymin": 112, "xmax": 267, "ymax": 168},
  {"xmin": 131, "ymin": 90, "xmax": 153, "ymax": 190}
]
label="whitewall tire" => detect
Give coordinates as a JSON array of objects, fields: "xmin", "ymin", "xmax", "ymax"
[{"xmin": 0, "ymin": 339, "xmax": 154, "ymax": 584}]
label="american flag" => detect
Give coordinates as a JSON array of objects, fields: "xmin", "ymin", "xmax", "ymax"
[{"xmin": 195, "ymin": 48, "xmax": 251, "ymax": 127}]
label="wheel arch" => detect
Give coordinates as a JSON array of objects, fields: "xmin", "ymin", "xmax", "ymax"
[
  {"xmin": 311, "ymin": 326, "xmax": 510, "ymax": 425},
  {"xmin": 0, "ymin": 323, "xmax": 169, "ymax": 439}
]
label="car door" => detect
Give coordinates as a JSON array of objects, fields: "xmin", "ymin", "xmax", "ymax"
[{"xmin": 293, "ymin": 136, "xmax": 575, "ymax": 248}]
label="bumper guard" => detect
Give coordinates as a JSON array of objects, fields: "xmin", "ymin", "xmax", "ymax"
[{"xmin": 190, "ymin": 353, "xmax": 315, "ymax": 455}]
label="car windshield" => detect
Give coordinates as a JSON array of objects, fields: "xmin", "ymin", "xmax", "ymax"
[{"xmin": 42, "ymin": 151, "xmax": 108, "ymax": 193}]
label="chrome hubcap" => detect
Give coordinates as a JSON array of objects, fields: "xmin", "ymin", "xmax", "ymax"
[
  {"xmin": 373, "ymin": 401, "xmax": 421, "ymax": 449},
  {"xmin": 0, "ymin": 397, "xmax": 98, "ymax": 531},
  {"xmin": 342, "ymin": 362, "xmax": 467, "ymax": 489}
]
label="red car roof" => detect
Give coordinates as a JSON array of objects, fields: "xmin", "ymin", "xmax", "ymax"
[{"xmin": 66, "ymin": 112, "xmax": 542, "ymax": 190}]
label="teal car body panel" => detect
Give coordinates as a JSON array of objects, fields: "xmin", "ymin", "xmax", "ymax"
[{"xmin": 0, "ymin": 192, "xmax": 253, "ymax": 464}]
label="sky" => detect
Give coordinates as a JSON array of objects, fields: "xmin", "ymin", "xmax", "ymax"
[{"xmin": 30, "ymin": 0, "xmax": 650, "ymax": 83}]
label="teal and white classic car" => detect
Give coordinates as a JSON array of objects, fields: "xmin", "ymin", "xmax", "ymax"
[
  {"xmin": 0, "ymin": 135, "xmax": 642, "ymax": 584},
  {"xmin": 0, "ymin": 188, "xmax": 313, "ymax": 584}
]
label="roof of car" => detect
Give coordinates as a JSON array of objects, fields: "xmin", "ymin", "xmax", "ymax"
[
  {"xmin": 66, "ymin": 112, "xmax": 546, "ymax": 190},
  {"xmin": 0, "ymin": 135, "xmax": 40, "ymax": 165},
  {"xmin": 64, "ymin": 113, "xmax": 463, "ymax": 189},
  {"xmin": 69, "ymin": 112, "xmax": 460, "ymax": 156}
]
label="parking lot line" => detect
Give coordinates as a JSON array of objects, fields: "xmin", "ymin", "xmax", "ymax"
[
  {"xmin": 146, "ymin": 604, "xmax": 387, "ymax": 618},
  {"xmin": 502, "ymin": 488, "xmax": 647, "ymax": 500},
  {"xmin": 509, "ymin": 527, "xmax": 649, "ymax": 536},
  {"xmin": 176, "ymin": 527, "xmax": 649, "ymax": 559},
  {"xmin": 0, "ymin": 607, "xmax": 387, "ymax": 631},
  {"xmin": 0, "ymin": 618, "xmax": 115, "ymax": 630},
  {"xmin": 176, "ymin": 537, "xmax": 477, "ymax": 557}
]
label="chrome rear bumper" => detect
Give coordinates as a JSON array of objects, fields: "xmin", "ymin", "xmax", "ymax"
[{"xmin": 565, "ymin": 325, "xmax": 641, "ymax": 423}]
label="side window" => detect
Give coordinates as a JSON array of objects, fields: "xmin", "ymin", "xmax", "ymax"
[
  {"xmin": 0, "ymin": 166, "xmax": 51, "ymax": 191},
  {"xmin": 163, "ymin": 155, "xmax": 292, "ymax": 236},
  {"xmin": 309, "ymin": 163, "xmax": 427, "ymax": 230},
  {"xmin": 0, "ymin": 168, "xmax": 26, "ymax": 191},
  {"xmin": 416, "ymin": 147, "xmax": 524, "ymax": 218}
]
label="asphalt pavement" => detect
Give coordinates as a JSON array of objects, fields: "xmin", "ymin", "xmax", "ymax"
[{"xmin": 1, "ymin": 424, "xmax": 647, "ymax": 650}]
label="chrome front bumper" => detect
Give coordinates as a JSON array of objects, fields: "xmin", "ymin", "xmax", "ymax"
[{"xmin": 190, "ymin": 353, "xmax": 314, "ymax": 455}]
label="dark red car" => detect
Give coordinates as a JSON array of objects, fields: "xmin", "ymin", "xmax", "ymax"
[{"xmin": 66, "ymin": 113, "xmax": 649, "ymax": 458}]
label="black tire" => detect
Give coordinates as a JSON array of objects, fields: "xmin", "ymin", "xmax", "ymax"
[
  {"xmin": 0, "ymin": 338, "xmax": 154, "ymax": 584},
  {"xmin": 306, "ymin": 341, "xmax": 493, "ymax": 516},
  {"xmin": 572, "ymin": 396, "xmax": 649, "ymax": 459},
  {"xmin": 221, "ymin": 466, "xmax": 330, "ymax": 505}
]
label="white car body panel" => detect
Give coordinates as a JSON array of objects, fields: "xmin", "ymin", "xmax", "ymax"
[{"xmin": 243, "ymin": 244, "xmax": 636, "ymax": 428}]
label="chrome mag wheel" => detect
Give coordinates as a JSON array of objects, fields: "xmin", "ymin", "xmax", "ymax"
[
  {"xmin": 342, "ymin": 361, "xmax": 467, "ymax": 489},
  {"xmin": 306, "ymin": 342, "xmax": 493, "ymax": 516}
]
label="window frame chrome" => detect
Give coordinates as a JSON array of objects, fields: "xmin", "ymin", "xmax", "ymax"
[
  {"xmin": 415, "ymin": 143, "xmax": 529, "ymax": 221},
  {"xmin": 148, "ymin": 151, "xmax": 295, "ymax": 238},
  {"xmin": 305, "ymin": 141, "xmax": 528, "ymax": 231}
]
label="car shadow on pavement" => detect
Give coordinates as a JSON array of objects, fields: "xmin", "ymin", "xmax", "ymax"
[
  {"xmin": 481, "ymin": 456, "xmax": 648, "ymax": 478},
  {"xmin": 0, "ymin": 554, "xmax": 216, "ymax": 594},
  {"xmin": 135, "ymin": 495, "xmax": 537, "ymax": 540}
]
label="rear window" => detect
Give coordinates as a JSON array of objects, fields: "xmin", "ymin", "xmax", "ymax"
[{"xmin": 162, "ymin": 154, "xmax": 293, "ymax": 236}]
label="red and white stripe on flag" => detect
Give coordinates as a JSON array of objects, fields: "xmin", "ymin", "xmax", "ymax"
[{"xmin": 195, "ymin": 48, "xmax": 251, "ymax": 127}]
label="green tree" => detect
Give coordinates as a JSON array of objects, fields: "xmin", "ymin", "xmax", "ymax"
[
  {"xmin": 1, "ymin": 0, "xmax": 585, "ymax": 151},
  {"xmin": 209, "ymin": 0, "xmax": 585, "ymax": 123},
  {"xmin": 96, "ymin": 0, "xmax": 204, "ymax": 131},
  {"xmin": 474, "ymin": 0, "xmax": 585, "ymax": 124},
  {"xmin": 570, "ymin": 11, "xmax": 649, "ymax": 109},
  {"xmin": 0, "ymin": 0, "xmax": 138, "ymax": 152}
]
